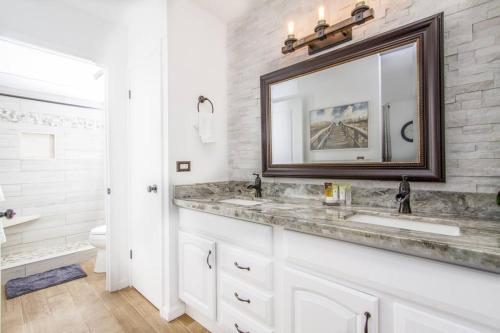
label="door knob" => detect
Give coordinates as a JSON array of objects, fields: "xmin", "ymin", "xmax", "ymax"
[{"xmin": 147, "ymin": 185, "xmax": 158, "ymax": 193}]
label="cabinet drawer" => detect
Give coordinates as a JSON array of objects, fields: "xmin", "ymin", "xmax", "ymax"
[
  {"xmin": 219, "ymin": 244, "xmax": 273, "ymax": 290},
  {"xmin": 219, "ymin": 302, "xmax": 273, "ymax": 333},
  {"xmin": 220, "ymin": 274, "xmax": 273, "ymax": 326}
]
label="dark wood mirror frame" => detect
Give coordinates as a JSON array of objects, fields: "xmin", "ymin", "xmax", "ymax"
[{"xmin": 260, "ymin": 13, "xmax": 444, "ymax": 182}]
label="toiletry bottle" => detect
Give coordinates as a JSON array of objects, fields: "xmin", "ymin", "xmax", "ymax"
[
  {"xmin": 339, "ymin": 184, "xmax": 352, "ymax": 205},
  {"xmin": 339, "ymin": 185, "xmax": 346, "ymax": 203},
  {"xmin": 332, "ymin": 184, "xmax": 339, "ymax": 202},
  {"xmin": 324, "ymin": 183, "xmax": 333, "ymax": 204}
]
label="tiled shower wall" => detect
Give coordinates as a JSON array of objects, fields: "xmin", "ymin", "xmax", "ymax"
[
  {"xmin": 0, "ymin": 95, "xmax": 105, "ymax": 255},
  {"xmin": 227, "ymin": 0, "xmax": 500, "ymax": 193}
]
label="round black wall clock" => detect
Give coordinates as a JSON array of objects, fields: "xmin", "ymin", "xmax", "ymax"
[{"xmin": 401, "ymin": 121, "xmax": 414, "ymax": 143}]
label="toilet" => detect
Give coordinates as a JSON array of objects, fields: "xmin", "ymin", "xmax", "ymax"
[{"xmin": 89, "ymin": 224, "xmax": 106, "ymax": 273}]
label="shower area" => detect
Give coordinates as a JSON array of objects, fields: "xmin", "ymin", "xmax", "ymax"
[{"xmin": 0, "ymin": 38, "xmax": 107, "ymax": 281}]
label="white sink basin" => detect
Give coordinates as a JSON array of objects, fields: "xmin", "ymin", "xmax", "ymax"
[
  {"xmin": 348, "ymin": 214, "xmax": 460, "ymax": 236},
  {"xmin": 220, "ymin": 199, "xmax": 262, "ymax": 206}
]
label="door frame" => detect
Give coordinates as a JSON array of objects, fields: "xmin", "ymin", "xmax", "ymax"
[
  {"xmin": 0, "ymin": 35, "xmax": 113, "ymax": 291},
  {"xmin": 102, "ymin": 66, "xmax": 113, "ymax": 292}
]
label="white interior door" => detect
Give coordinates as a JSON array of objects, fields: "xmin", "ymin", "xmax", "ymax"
[{"xmin": 128, "ymin": 47, "xmax": 163, "ymax": 308}]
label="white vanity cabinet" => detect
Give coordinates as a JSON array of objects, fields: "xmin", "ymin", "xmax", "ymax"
[
  {"xmin": 177, "ymin": 208, "xmax": 500, "ymax": 333},
  {"xmin": 178, "ymin": 208, "xmax": 275, "ymax": 333},
  {"xmin": 393, "ymin": 304, "xmax": 481, "ymax": 333},
  {"xmin": 283, "ymin": 268, "xmax": 378, "ymax": 333},
  {"xmin": 178, "ymin": 231, "xmax": 217, "ymax": 320}
]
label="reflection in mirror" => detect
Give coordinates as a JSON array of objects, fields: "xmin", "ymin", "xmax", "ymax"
[{"xmin": 270, "ymin": 42, "xmax": 419, "ymax": 165}]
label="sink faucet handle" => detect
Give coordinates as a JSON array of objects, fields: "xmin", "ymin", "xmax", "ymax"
[
  {"xmin": 253, "ymin": 173, "xmax": 261, "ymax": 183},
  {"xmin": 248, "ymin": 173, "xmax": 262, "ymax": 198}
]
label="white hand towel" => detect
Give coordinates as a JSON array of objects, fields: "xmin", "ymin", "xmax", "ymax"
[
  {"xmin": 0, "ymin": 220, "xmax": 6, "ymax": 244},
  {"xmin": 198, "ymin": 111, "xmax": 215, "ymax": 143}
]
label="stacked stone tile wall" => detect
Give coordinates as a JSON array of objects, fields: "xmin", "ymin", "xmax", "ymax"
[{"xmin": 227, "ymin": 0, "xmax": 500, "ymax": 194}]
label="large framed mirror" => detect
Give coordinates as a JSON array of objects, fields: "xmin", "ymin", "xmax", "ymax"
[{"xmin": 260, "ymin": 13, "xmax": 444, "ymax": 181}]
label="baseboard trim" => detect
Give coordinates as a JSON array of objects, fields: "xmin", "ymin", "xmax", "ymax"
[
  {"xmin": 161, "ymin": 301, "xmax": 186, "ymax": 321},
  {"xmin": 185, "ymin": 305, "xmax": 222, "ymax": 332}
]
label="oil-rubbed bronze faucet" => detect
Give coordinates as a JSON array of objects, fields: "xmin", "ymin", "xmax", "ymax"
[
  {"xmin": 396, "ymin": 175, "xmax": 411, "ymax": 214},
  {"xmin": 247, "ymin": 173, "xmax": 262, "ymax": 198}
]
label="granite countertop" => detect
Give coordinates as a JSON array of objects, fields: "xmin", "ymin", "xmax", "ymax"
[{"xmin": 174, "ymin": 193, "xmax": 500, "ymax": 274}]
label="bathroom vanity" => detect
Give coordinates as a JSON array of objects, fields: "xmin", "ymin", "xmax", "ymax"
[
  {"xmin": 172, "ymin": 13, "xmax": 500, "ymax": 333},
  {"xmin": 174, "ymin": 185, "xmax": 500, "ymax": 333}
]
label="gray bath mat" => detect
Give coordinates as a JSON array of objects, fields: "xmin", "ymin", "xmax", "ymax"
[{"xmin": 5, "ymin": 264, "xmax": 87, "ymax": 299}]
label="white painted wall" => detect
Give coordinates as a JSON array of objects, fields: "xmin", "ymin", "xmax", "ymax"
[
  {"xmin": 168, "ymin": 0, "xmax": 228, "ymax": 185},
  {"xmin": 166, "ymin": 0, "xmax": 228, "ymax": 319},
  {"xmin": 0, "ymin": 0, "xmax": 130, "ymax": 291}
]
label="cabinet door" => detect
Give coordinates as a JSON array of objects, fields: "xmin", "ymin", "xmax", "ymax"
[
  {"xmin": 284, "ymin": 268, "xmax": 378, "ymax": 333},
  {"xmin": 394, "ymin": 303, "xmax": 480, "ymax": 333},
  {"xmin": 179, "ymin": 231, "xmax": 216, "ymax": 319}
]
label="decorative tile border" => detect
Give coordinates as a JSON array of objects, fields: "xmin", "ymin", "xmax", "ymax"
[{"xmin": 0, "ymin": 107, "xmax": 103, "ymax": 130}]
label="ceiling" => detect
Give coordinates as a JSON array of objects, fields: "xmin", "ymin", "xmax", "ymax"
[
  {"xmin": 58, "ymin": 0, "xmax": 137, "ymax": 24},
  {"xmin": 191, "ymin": 0, "xmax": 263, "ymax": 22},
  {"xmin": 59, "ymin": 0, "xmax": 262, "ymax": 25}
]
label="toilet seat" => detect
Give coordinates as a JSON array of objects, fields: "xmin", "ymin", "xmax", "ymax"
[
  {"xmin": 89, "ymin": 234, "xmax": 106, "ymax": 247},
  {"xmin": 91, "ymin": 225, "xmax": 106, "ymax": 236}
]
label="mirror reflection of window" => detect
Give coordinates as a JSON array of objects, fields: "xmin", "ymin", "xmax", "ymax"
[{"xmin": 270, "ymin": 41, "xmax": 420, "ymax": 165}]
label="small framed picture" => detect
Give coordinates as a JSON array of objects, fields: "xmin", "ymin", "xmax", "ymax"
[{"xmin": 310, "ymin": 101, "xmax": 369, "ymax": 151}]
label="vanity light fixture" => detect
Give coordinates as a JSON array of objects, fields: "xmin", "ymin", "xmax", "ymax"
[{"xmin": 282, "ymin": 1, "xmax": 374, "ymax": 55}]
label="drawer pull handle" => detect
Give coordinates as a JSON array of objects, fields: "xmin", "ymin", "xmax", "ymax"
[
  {"xmin": 234, "ymin": 323, "xmax": 249, "ymax": 333},
  {"xmin": 234, "ymin": 292, "xmax": 251, "ymax": 304},
  {"xmin": 234, "ymin": 262, "xmax": 250, "ymax": 271},
  {"xmin": 206, "ymin": 250, "xmax": 212, "ymax": 269},
  {"xmin": 364, "ymin": 311, "xmax": 371, "ymax": 333}
]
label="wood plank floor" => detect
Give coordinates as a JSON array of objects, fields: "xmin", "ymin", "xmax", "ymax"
[{"xmin": 1, "ymin": 258, "xmax": 210, "ymax": 333}]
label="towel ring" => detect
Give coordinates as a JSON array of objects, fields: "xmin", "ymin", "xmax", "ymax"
[{"xmin": 197, "ymin": 96, "xmax": 214, "ymax": 114}]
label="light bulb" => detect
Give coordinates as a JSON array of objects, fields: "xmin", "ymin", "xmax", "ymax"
[
  {"xmin": 318, "ymin": 6, "xmax": 325, "ymax": 21},
  {"xmin": 288, "ymin": 21, "xmax": 295, "ymax": 36}
]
